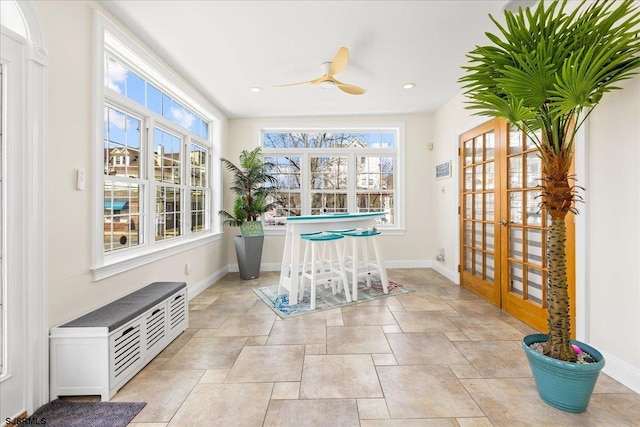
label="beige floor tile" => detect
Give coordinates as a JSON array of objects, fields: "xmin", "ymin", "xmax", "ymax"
[
  {"xmin": 449, "ymin": 364, "xmax": 483, "ymax": 379},
  {"xmin": 300, "ymin": 354, "xmax": 383, "ymax": 398},
  {"xmin": 198, "ymin": 369, "xmax": 229, "ymax": 384},
  {"xmin": 327, "ymin": 325, "xmax": 392, "ymax": 354},
  {"xmin": 397, "ymin": 293, "xmax": 458, "ymax": 312},
  {"xmin": 156, "ymin": 329, "xmax": 198, "ymax": 358},
  {"xmin": 392, "ymin": 311, "xmax": 460, "ymax": 333},
  {"xmin": 444, "ymin": 330, "xmax": 471, "ymax": 341},
  {"xmin": 163, "ymin": 336, "xmax": 247, "ymax": 370},
  {"xmin": 387, "ymin": 332, "xmax": 468, "ymax": 365},
  {"xmin": 361, "ymin": 420, "xmax": 459, "ymax": 427},
  {"xmin": 271, "ymin": 381, "xmax": 300, "ymax": 399},
  {"xmin": 305, "ymin": 343, "xmax": 326, "ymax": 354},
  {"xmin": 210, "ymin": 313, "xmax": 276, "ymax": 336},
  {"xmin": 245, "ymin": 335, "xmax": 269, "ymax": 345},
  {"xmin": 263, "ymin": 399, "xmax": 359, "ymax": 427},
  {"xmin": 456, "ymin": 417, "xmax": 495, "ymax": 427},
  {"xmin": 460, "ymin": 377, "xmax": 640, "ymax": 427},
  {"xmin": 225, "ymin": 345, "xmax": 305, "ymax": 383},
  {"xmin": 449, "ymin": 316, "xmax": 524, "ymax": 341},
  {"xmin": 112, "ymin": 369, "xmax": 204, "ymax": 423},
  {"xmin": 341, "ymin": 305, "xmax": 398, "ymax": 325},
  {"xmin": 266, "ymin": 318, "xmax": 327, "ymax": 345},
  {"xmin": 357, "ymin": 398, "xmax": 390, "ymax": 419},
  {"xmin": 187, "ymin": 309, "xmax": 229, "ymax": 329},
  {"xmin": 454, "ymin": 341, "xmax": 532, "ymax": 378},
  {"xmin": 382, "ymin": 324, "xmax": 403, "ymax": 334},
  {"xmin": 372, "ymin": 353, "xmax": 397, "ymax": 366},
  {"xmin": 166, "ymin": 382, "xmax": 273, "ymax": 427},
  {"xmin": 444, "ymin": 299, "xmax": 502, "ymax": 316},
  {"xmin": 127, "ymin": 423, "xmax": 168, "ymax": 427},
  {"xmin": 377, "ymin": 365, "xmax": 483, "ymax": 418}
]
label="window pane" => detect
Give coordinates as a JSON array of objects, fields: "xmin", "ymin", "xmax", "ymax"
[
  {"xmin": 104, "ymin": 182, "xmax": 141, "ymax": 252},
  {"xmin": 190, "ymin": 189, "xmax": 207, "ymax": 233},
  {"xmin": 156, "ymin": 186, "xmax": 182, "ymax": 241},
  {"xmin": 104, "ymin": 107, "xmax": 140, "ymax": 179},
  {"xmin": 154, "ymin": 128, "xmax": 182, "ymax": 184},
  {"xmin": 126, "ymin": 70, "xmax": 145, "ymax": 106},
  {"xmin": 147, "ymin": 83, "xmax": 162, "ymax": 115},
  {"xmin": 190, "ymin": 144, "xmax": 208, "ymax": 187},
  {"xmin": 105, "ymin": 55, "xmax": 125, "ymax": 94}
]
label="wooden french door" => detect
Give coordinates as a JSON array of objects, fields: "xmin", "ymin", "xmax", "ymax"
[{"xmin": 459, "ymin": 119, "xmax": 575, "ymax": 332}]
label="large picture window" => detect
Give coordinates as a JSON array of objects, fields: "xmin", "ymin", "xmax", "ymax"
[
  {"xmin": 260, "ymin": 126, "xmax": 402, "ymax": 230},
  {"xmin": 94, "ymin": 15, "xmax": 221, "ymax": 279}
]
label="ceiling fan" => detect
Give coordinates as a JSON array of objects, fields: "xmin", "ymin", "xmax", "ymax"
[{"xmin": 275, "ymin": 46, "xmax": 366, "ymax": 95}]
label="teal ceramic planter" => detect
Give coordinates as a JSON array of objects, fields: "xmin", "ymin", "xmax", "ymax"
[{"xmin": 522, "ymin": 334, "xmax": 605, "ymax": 413}]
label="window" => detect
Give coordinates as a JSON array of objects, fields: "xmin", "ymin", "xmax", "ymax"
[
  {"xmin": 259, "ymin": 125, "xmax": 403, "ymax": 230},
  {"xmin": 94, "ymin": 15, "xmax": 221, "ymax": 279}
]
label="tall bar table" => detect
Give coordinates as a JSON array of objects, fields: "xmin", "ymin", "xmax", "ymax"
[{"xmin": 278, "ymin": 212, "xmax": 386, "ymax": 306}]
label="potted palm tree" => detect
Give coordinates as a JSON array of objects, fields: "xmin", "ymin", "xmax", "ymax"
[
  {"xmin": 220, "ymin": 147, "xmax": 278, "ymax": 279},
  {"xmin": 460, "ymin": 0, "xmax": 640, "ymax": 413}
]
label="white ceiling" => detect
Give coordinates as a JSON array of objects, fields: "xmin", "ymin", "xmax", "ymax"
[{"xmin": 98, "ymin": 1, "xmax": 517, "ymax": 119}]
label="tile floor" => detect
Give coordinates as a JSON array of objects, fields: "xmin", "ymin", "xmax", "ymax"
[{"xmin": 110, "ymin": 268, "xmax": 639, "ymax": 426}]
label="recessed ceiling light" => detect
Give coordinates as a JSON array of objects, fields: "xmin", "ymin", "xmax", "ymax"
[
  {"xmin": 250, "ymin": 87, "xmax": 262, "ymax": 93},
  {"xmin": 402, "ymin": 83, "xmax": 416, "ymax": 90}
]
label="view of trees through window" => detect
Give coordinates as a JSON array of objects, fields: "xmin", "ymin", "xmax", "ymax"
[{"xmin": 262, "ymin": 130, "xmax": 397, "ymax": 227}]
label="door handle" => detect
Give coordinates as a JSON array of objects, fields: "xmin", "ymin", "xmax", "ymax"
[{"xmin": 499, "ymin": 219, "xmax": 508, "ymax": 226}]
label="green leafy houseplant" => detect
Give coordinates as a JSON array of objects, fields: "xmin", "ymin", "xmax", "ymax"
[
  {"xmin": 460, "ymin": 0, "xmax": 640, "ymax": 362},
  {"xmin": 219, "ymin": 147, "xmax": 278, "ymax": 228}
]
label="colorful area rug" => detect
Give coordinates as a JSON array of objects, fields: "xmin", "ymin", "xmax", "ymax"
[
  {"xmin": 23, "ymin": 399, "xmax": 146, "ymax": 427},
  {"xmin": 254, "ymin": 279, "xmax": 413, "ymax": 318}
]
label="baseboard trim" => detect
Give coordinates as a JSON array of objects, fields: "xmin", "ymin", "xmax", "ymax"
[
  {"xmin": 430, "ymin": 261, "xmax": 459, "ymax": 284},
  {"xmin": 600, "ymin": 349, "xmax": 640, "ymax": 394}
]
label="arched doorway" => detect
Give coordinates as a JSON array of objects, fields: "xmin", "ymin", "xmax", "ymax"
[{"xmin": 0, "ymin": 0, "xmax": 48, "ymax": 421}]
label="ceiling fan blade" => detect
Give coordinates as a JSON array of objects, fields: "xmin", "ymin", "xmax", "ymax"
[
  {"xmin": 328, "ymin": 47, "xmax": 349, "ymax": 76},
  {"xmin": 274, "ymin": 75, "xmax": 326, "ymax": 88},
  {"xmin": 334, "ymin": 80, "xmax": 366, "ymax": 95}
]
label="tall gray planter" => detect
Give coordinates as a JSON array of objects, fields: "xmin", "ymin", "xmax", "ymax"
[{"xmin": 234, "ymin": 235, "xmax": 264, "ymax": 280}]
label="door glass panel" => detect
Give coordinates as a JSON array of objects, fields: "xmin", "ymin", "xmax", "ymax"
[
  {"xmin": 509, "ymin": 125, "xmax": 522, "ymax": 153},
  {"xmin": 509, "ymin": 192, "xmax": 523, "ymax": 224},
  {"xmin": 474, "ymin": 223, "xmax": 483, "ymax": 249},
  {"xmin": 464, "ymin": 194, "xmax": 472, "ymax": 218},
  {"xmin": 485, "ymin": 193, "xmax": 494, "ymax": 220},
  {"xmin": 464, "ymin": 221, "xmax": 472, "ymax": 245},
  {"xmin": 510, "ymin": 262, "xmax": 524, "ymax": 295},
  {"xmin": 527, "ymin": 228, "xmax": 543, "ymax": 265},
  {"xmin": 473, "ymin": 165, "xmax": 483, "ymax": 190},
  {"xmin": 526, "ymin": 267, "xmax": 544, "ymax": 305},
  {"xmin": 464, "ymin": 140, "xmax": 473, "ymax": 165},
  {"xmin": 474, "ymin": 136, "xmax": 483, "ymax": 162},
  {"xmin": 510, "ymin": 227, "xmax": 523, "ymax": 260},
  {"xmin": 474, "ymin": 193, "xmax": 483, "ymax": 220},
  {"xmin": 474, "ymin": 250, "xmax": 483, "ymax": 276},
  {"xmin": 526, "ymin": 129, "xmax": 541, "ymax": 149},
  {"xmin": 486, "ymin": 255, "xmax": 494, "ymax": 283},
  {"xmin": 485, "ymin": 131, "xmax": 495, "ymax": 160},
  {"xmin": 526, "ymin": 152, "xmax": 541, "ymax": 187},
  {"xmin": 485, "ymin": 162, "xmax": 495, "ymax": 190},
  {"xmin": 485, "ymin": 224, "xmax": 495, "ymax": 251},
  {"xmin": 526, "ymin": 190, "xmax": 541, "ymax": 225},
  {"xmin": 464, "ymin": 167, "xmax": 472, "ymax": 191},
  {"xmin": 508, "ymin": 156, "xmax": 522, "ymax": 188}
]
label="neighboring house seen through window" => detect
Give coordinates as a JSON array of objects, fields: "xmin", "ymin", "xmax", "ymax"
[{"xmin": 259, "ymin": 127, "xmax": 402, "ymax": 230}]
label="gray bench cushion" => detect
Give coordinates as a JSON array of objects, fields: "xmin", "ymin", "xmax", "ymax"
[{"xmin": 60, "ymin": 282, "xmax": 187, "ymax": 332}]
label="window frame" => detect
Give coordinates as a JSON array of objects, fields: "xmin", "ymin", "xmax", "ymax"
[
  {"xmin": 92, "ymin": 13, "xmax": 223, "ymax": 280},
  {"xmin": 256, "ymin": 122, "xmax": 406, "ymax": 235}
]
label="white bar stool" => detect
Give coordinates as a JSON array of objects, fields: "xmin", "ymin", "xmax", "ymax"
[
  {"xmin": 300, "ymin": 233, "xmax": 351, "ymax": 309},
  {"xmin": 341, "ymin": 229, "xmax": 389, "ymax": 301}
]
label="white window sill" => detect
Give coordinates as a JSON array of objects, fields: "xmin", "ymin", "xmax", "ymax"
[{"xmin": 92, "ymin": 232, "xmax": 222, "ymax": 281}]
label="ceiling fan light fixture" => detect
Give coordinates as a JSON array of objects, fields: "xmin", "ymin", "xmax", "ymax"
[
  {"xmin": 250, "ymin": 86, "xmax": 262, "ymax": 93},
  {"xmin": 320, "ymin": 81, "xmax": 336, "ymax": 89},
  {"xmin": 403, "ymin": 82, "xmax": 416, "ymax": 90}
]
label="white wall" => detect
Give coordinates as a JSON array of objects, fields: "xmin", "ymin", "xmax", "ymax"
[
  {"xmin": 35, "ymin": 1, "xmax": 229, "ymax": 328},
  {"xmin": 586, "ymin": 76, "xmax": 640, "ymax": 391},
  {"xmin": 226, "ymin": 115, "xmax": 435, "ymax": 270}
]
